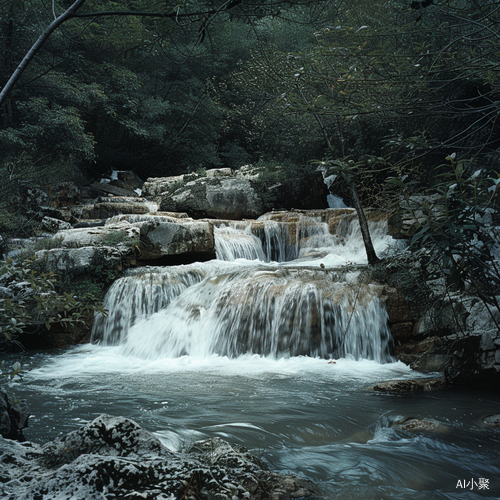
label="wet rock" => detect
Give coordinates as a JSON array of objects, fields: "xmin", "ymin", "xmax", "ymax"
[
  {"xmin": 388, "ymin": 195, "xmax": 441, "ymax": 239},
  {"xmin": 393, "ymin": 417, "xmax": 450, "ymax": 433},
  {"xmin": 390, "ymin": 322, "xmax": 413, "ymax": 342},
  {"xmin": 0, "ymin": 415, "xmax": 319, "ymax": 500},
  {"xmin": 372, "ymin": 378, "xmax": 447, "ymax": 393},
  {"xmin": 0, "ymin": 388, "xmax": 29, "ymax": 442},
  {"xmin": 108, "ymin": 171, "xmax": 143, "ymax": 192},
  {"xmin": 481, "ymin": 414, "xmax": 500, "ymax": 430},
  {"xmin": 20, "ymin": 181, "xmax": 82, "ymax": 210},
  {"xmin": 206, "ymin": 167, "xmax": 233, "ymax": 178},
  {"xmin": 76, "ymin": 197, "xmax": 156, "ymax": 219}
]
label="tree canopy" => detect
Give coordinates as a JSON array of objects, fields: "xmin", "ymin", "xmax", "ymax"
[{"xmin": 0, "ymin": 0, "xmax": 498, "ymax": 203}]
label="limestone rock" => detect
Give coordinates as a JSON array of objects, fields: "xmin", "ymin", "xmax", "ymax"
[
  {"xmin": 205, "ymin": 167, "xmax": 233, "ymax": 178},
  {"xmin": 481, "ymin": 414, "xmax": 500, "ymax": 430},
  {"xmin": 137, "ymin": 219, "xmax": 215, "ymax": 259},
  {"xmin": 32, "ymin": 246, "xmax": 122, "ymax": 277},
  {"xmin": 108, "ymin": 171, "xmax": 143, "ymax": 192},
  {"xmin": 143, "ymin": 166, "xmax": 328, "ymax": 220},
  {"xmin": 393, "ymin": 417, "xmax": 450, "ymax": 433},
  {"xmin": 53, "ymin": 222, "xmax": 140, "ymax": 249},
  {"xmin": 76, "ymin": 197, "xmax": 156, "ymax": 219},
  {"xmin": 0, "ymin": 415, "xmax": 319, "ymax": 500},
  {"xmin": 162, "ymin": 176, "xmax": 266, "ymax": 219}
]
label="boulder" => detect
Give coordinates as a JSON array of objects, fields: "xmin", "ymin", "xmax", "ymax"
[
  {"xmin": 137, "ymin": 219, "xmax": 215, "ymax": 259},
  {"xmin": 76, "ymin": 197, "xmax": 156, "ymax": 219},
  {"xmin": 32, "ymin": 246, "xmax": 122, "ymax": 277},
  {"xmin": 108, "ymin": 171, "xmax": 143, "ymax": 192},
  {"xmin": 393, "ymin": 417, "xmax": 450, "ymax": 433},
  {"xmin": 481, "ymin": 414, "xmax": 500, "ymax": 430},
  {"xmin": 161, "ymin": 176, "xmax": 266, "ymax": 219},
  {"xmin": 0, "ymin": 414, "xmax": 319, "ymax": 500},
  {"xmin": 0, "ymin": 388, "xmax": 29, "ymax": 442},
  {"xmin": 143, "ymin": 166, "xmax": 328, "ymax": 220}
]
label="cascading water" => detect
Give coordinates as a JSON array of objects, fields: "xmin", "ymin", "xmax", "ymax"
[
  {"xmin": 92, "ymin": 212, "xmax": 395, "ymax": 362},
  {"xmin": 14, "ymin": 211, "xmax": 500, "ymax": 500}
]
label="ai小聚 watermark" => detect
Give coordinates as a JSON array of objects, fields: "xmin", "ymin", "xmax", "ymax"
[{"xmin": 456, "ymin": 478, "xmax": 489, "ymax": 490}]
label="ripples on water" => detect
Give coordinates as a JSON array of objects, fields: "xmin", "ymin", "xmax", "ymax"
[{"xmin": 7, "ymin": 347, "xmax": 500, "ymax": 500}]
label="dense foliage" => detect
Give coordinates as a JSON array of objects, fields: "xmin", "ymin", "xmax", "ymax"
[{"xmin": 0, "ymin": 1, "xmax": 497, "ymax": 193}]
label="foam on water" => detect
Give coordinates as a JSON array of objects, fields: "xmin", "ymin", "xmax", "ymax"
[{"xmin": 25, "ymin": 344, "xmax": 413, "ymax": 381}]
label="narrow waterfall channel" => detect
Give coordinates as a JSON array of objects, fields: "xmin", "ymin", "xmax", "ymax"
[{"xmin": 10, "ymin": 213, "xmax": 500, "ymax": 499}]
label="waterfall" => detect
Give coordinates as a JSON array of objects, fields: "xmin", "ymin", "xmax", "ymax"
[{"xmin": 92, "ymin": 212, "xmax": 396, "ymax": 363}]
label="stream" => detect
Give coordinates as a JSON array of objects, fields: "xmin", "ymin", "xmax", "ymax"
[{"xmin": 6, "ymin": 213, "xmax": 500, "ymax": 499}]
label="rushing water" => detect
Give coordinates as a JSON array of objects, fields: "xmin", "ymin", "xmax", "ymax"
[{"xmin": 6, "ymin": 212, "xmax": 500, "ymax": 499}]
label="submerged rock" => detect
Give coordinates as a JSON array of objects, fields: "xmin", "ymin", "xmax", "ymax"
[
  {"xmin": 0, "ymin": 414, "xmax": 319, "ymax": 500},
  {"xmin": 393, "ymin": 417, "xmax": 450, "ymax": 434},
  {"xmin": 481, "ymin": 414, "xmax": 500, "ymax": 430}
]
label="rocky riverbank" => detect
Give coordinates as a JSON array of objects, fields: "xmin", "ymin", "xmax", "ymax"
[{"xmin": 0, "ymin": 414, "xmax": 319, "ymax": 500}]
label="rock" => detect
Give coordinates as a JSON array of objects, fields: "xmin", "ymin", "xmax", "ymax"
[
  {"xmin": 372, "ymin": 378, "xmax": 447, "ymax": 393},
  {"xmin": 390, "ymin": 322, "xmax": 413, "ymax": 343},
  {"xmin": 388, "ymin": 195, "xmax": 441, "ymax": 238},
  {"xmin": 20, "ymin": 181, "xmax": 82, "ymax": 209},
  {"xmin": 411, "ymin": 353, "xmax": 453, "ymax": 373},
  {"xmin": 0, "ymin": 414, "xmax": 319, "ymax": 500},
  {"xmin": 74, "ymin": 196, "xmax": 158, "ymax": 219},
  {"xmin": 41, "ymin": 216, "xmax": 72, "ymax": 233},
  {"xmin": 206, "ymin": 167, "xmax": 233, "ymax": 178},
  {"xmin": 481, "ymin": 414, "xmax": 500, "ymax": 430},
  {"xmin": 108, "ymin": 171, "xmax": 143, "ymax": 192},
  {"xmin": 393, "ymin": 417, "xmax": 450, "ymax": 433},
  {"xmin": 37, "ymin": 206, "xmax": 77, "ymax": 223},
  {"xmin": 137, "ymin": 219, "xmax": 215, "ymax": 259},
  {"xmin": 0, "ymin": 387, "xmax": 29, "ymax": 442},
  {"xmin": 53, "ymin": 222, "xmax": 141, "ymax": 249},
  {"xmin": 91, "ymin": 181, "xmax": 138, "ymax": 198},
  {"xmin": 143, "ymin": 166, "xmax": 328, "ymax": 220},
  {"xmin": 161, "ymin": 176, "xmax": 266, "ymax": 219},
  {"xmin": 32, "ymin": 246, "xmax": 122, "ymax": 277}
]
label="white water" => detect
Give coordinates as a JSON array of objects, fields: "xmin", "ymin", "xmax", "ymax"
[{"xmin": 92, "ymin": 212, "xmax": 398, "ymax": 362}]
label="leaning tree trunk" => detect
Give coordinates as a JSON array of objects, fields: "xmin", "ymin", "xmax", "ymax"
[
  {"xmin": 344, "ymin": 172, "xmax": 380, "ymax": 265},
  {"xmin": 301, "ymin": 90, "xmax": 380, "ymax": 266},
  {"xmin": 0, "ymin": 0, "xmax": 87, "ymax": 109}
]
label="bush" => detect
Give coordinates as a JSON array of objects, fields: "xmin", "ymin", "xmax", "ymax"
[{"xmin": 0, "ymin": 260, "xmax": 106, "ymax": 351}]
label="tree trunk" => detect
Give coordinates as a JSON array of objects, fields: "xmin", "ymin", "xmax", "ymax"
[
  {"xmin": 0, "ymin": 0, "xmax": 87, "ymax": 110},
  {"xmin": 345, "ymin": 172, "xmax": 380, "ymax": 265}
]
